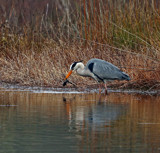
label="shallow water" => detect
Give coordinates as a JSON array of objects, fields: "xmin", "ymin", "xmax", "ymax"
[{"xmin": 0, "ymin": 89, "xmax": 160, "ymax": 153}]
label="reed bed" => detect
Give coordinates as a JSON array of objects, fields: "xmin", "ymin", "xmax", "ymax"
[{"xmin": 0, "ymin": 0, "xmax": 160, "ymax": 90}]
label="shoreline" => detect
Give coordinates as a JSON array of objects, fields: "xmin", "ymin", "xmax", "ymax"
[{"xmin": 0, "ymin": 82, "xmax": 159, "ymax": 96}]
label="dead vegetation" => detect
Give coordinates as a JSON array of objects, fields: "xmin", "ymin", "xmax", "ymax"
[{"xmin": 0, "ymin": 0, "xmax": 160, "ymax": 90}]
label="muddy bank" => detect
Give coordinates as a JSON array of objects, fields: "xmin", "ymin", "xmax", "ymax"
[{"xmin": 0, "ymin": 82, "xmax": 159, "ymax": 96}]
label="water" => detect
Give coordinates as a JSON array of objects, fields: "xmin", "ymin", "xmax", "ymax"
[{"xmin": 0, "ymin": 89, "xmax": 160, "ymax": 153}]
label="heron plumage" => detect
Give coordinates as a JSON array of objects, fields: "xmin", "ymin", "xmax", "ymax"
[
  {"xmin": 64, "ymin": 58, "xmax": 130, "ymax": 94},
  {"xmin": 86, "ymin": 58, "xmax": 130, "ymax": 82}
]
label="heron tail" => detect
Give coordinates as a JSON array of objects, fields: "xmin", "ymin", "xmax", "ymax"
[{"xmin": 121, "ymin": 72, "xmax": 131, "ymax": 81}]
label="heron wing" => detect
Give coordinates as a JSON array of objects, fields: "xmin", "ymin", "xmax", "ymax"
[{"xmin": 86, "ymin": 58, "xmax": 122, "ymax": 80}]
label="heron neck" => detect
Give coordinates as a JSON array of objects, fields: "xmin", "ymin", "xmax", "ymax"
[
  {"xmin": 76, "ymin": 67, "xmax": 86, "ymax": 76},
  {"xmin": 76, "ymin": 67, "xmax": 91, "ymax": 77}
]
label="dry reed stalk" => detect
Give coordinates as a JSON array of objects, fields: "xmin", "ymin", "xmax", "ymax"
[
  {"xmin": 0, "ymin": 0, "xmax": 160, "ymax": 90},
  {"xmin": 0, "ymin": 41, "xmax": 159, "ymax": 90}
]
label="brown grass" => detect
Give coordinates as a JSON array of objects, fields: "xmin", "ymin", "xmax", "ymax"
[{"xmin": 0, "ymin": 0, "xmax": 160, "ymax": 90}]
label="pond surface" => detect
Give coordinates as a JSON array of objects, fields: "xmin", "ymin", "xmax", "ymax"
[{"xmin": 0, "ymin": 89, "xmax": 160, "ymax": 153}]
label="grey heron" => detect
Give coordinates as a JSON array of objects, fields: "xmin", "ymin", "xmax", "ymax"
[{"xmin": 64, "ymin": 58, "xmax": 130, "ymax": 94}]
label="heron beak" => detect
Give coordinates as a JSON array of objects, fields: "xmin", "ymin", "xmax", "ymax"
[{"xmin": 65, "ymin": 70, "xmax": 72, "ymax": 80}]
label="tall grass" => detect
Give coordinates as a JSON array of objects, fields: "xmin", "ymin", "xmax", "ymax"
[{"xmin": 0, "ymin": 0, "xmax": 160, "ymax": 90}]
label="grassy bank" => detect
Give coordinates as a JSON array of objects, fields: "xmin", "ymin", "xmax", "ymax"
[{"xmin": 0, "ymin": 0, "xmax": 160, "ymax": 90}]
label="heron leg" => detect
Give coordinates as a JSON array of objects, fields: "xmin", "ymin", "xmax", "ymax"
[{"xmin": 104, "ymin": 83, "xmax": 108, "ymax": 95}]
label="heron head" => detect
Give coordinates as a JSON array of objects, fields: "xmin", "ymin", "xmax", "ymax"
[
  {"xmin": 65, "ymin": 61, "xmax": 83, "ymax": 80},
  {"xmin": 70, "ymin": 60, "xmax": 83, "ymax": 71}
]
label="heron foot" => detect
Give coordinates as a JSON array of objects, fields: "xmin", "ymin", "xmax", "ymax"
[
  {"xmin": 105, "ymin": 89, "xmax": 108, "ymax": 95},
  {"xmin": 104, "ymin": 83, "xmax": 108, "ymax": 95}
]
